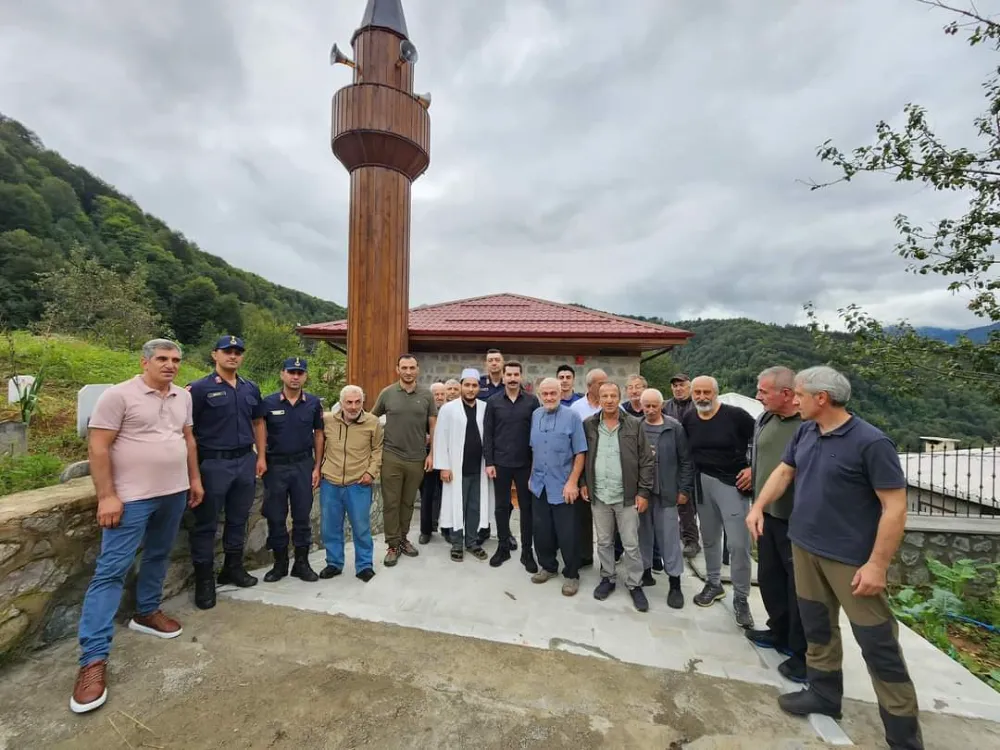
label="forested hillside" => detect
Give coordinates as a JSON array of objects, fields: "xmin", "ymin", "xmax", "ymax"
[
  {"xmin": 0, "ymin": 114, "xmax": 344, "ymax": 342},
  {"xmin": 638, "ymin": 317, "xmax": 1000, "ymax": 451}
]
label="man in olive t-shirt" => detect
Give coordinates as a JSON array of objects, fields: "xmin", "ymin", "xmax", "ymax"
[
  {"xmin": 744, "ymin": 367, "xmax": 807, "ymax": 682},
  {"xmin": 372, "ymin": 355, "xmax": 437, "ymax": 567}
]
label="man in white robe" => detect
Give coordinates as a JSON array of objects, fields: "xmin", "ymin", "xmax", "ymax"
[{"xmin": 434, "ymin": 368, "xmax": 495, "ymax": 561}]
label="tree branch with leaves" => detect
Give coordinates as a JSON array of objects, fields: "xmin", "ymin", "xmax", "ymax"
[{"xmin": 807, "ymin": 0, "xmax": 1000, "ymax": 400}]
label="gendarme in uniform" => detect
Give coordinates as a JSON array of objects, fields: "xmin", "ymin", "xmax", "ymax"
[{"xmin": 186, "ymin": 335, "xmax": 261, "ymax": 608}]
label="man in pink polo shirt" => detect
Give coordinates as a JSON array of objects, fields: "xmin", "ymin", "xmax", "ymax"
[{"xmin": 70, "ymin": 338, "xmax": 204, "ymax": 715}]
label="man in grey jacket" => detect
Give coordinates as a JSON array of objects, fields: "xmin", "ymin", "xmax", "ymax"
[
  {"xmin": 579, "ymin": 382, "xmax": 654, "ymax": 613},
  {"xmin": 638, "ymin": 388, "xmax": 695, "ymax": 608}
]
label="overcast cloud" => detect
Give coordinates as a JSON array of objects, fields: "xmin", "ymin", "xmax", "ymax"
[{"xmin": 0, "ymin": 0, "xmax": 994, "ymax": 328}]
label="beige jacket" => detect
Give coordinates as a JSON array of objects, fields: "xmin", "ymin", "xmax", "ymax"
[{"xmin": 321, "ymin": 409, "xmax": 384, "ymax": 486}]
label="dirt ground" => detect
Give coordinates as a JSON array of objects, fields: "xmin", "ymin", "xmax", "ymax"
[{"xmin": 0, "ymin": 596, "xmax": 997, "ymax": 750}]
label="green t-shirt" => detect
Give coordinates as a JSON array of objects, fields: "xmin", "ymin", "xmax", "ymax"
[
  {"xmin": 372, "ymin": 383, "xmax": 437, "ymax": 462},
  {"xmin": 754, "ymin": 413, "xmax": 801, "ymax": 520}
]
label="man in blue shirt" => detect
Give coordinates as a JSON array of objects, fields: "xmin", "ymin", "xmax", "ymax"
[
  {"xmin": 528, "ymin": 377, "xmax": 587, "ymax": 596},
  {"xmin": 747, "ymin": 366, "xmax": 922, "ymax": 750},
  {"xmin": 254, "ymin": 357, "xmax": 325, "ymax": 584},
  {"xmin": 186, "ymin": 335, "xmax": 262, "ymax": 609}
]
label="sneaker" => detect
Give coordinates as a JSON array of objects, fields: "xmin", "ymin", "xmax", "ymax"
[
  {"xmin": 693, "ymin": 582, "xmax": 726, "ymax": 607},
  {"xmin": 593, "ymin": 577, "xmax": 616, "ymax": 601},
  {"xmin": 384, "ymin": 547, "xmax": 400, "ymax": 567},
  {"xmin": 70, "ymin": 660, "xmax": 108, "ymax": 714},
  {"xmin": 745, "ymin": 629, "xmax": 782, "ymax": 650},
  {"xmin": 561, "ymin": 578, "xmax": 580, "ymax": 597},
  {"xmin": 778, "ymin": 656, "xmax": 808, "ymax": 684},
  {"xmin": 521, "ymin": 552, "xmax": 538, "ymax": 574},
  {"xmin": 356, "ymin": 568, "xmax": 375, "ymax": 583},
  {"xmin": 683, "ymin": 542, "xmax": 700, "ymax": 558},
  {"xmin": 531, "ymin": 569, "xmax": 556, "ymax": 584},
  {"xmin": 778, "ymin": 687, "xmax": 842, "ymax": 720},
  {"xmin": 418, "ymin": 533, "xmax": 431, "ymax": 545},
  {"xmin": 489, "ymin": 545, "xmax": 511, "ymax": 568},
  {"xmin": 630, "ymin": 587, "xmax": 649, "ymax": 612},
  {"xmin": 641, "ymin": 568, "xmax": 656, "ymax": 587},
  {"xmin": 128, "ymin": 610, "xmax": 182, "ymax": 639},
  {"xmin": 319, "ymin": 565, "xmax": 343, "ymax": 579},
  {"xmin": 399, "ymin": 539, "xmax": 419, "ymax": 557},
  {"xmin": 733, "ymin": 595, "xmax": 754, "ymax": 629}
]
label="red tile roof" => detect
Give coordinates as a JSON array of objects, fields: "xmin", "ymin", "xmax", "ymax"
[{"xmin": 297, "ymin": 293, "xmax": 692, "ymax": 342}]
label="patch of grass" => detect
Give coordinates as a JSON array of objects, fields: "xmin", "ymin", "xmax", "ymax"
[
  {"xmin": 890, "ymin": 558, "xmax": 1000, "ymax": 692},
  {"xmin": 1, "ymin": 332, "xmax": 208, "ymax": 495},
  {"xmin": 0, "ymin": 453, "xmax": 64, "ymax": 495}
]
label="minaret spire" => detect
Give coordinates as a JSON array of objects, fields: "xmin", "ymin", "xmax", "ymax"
[{"xmin": 354, "ymin": 0, "xmax": 409, "ymax": 41}]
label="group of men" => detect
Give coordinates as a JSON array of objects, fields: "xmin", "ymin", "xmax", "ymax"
[{"xmin": 68, "ymin": 336, "xmax": 924, "ymax": 750}]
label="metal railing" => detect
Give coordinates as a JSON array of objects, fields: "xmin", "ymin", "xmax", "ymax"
[{"xmin": 900, "ymin": 447, "xmax": 1000, "ymax": 517}]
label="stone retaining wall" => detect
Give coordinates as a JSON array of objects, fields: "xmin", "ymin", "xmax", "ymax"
[
  {"xmin": 0, "ymin": 478, "xmax": 384, "ymax": 662},
  {"xmin": 889, "ymin": 515, "xmax": 1000, "ymax": 596}
]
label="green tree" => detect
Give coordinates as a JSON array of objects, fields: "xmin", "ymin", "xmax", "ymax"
[
  {"xmin": 171, "ymin": 277, "xmax": 221, "ymax": 344},
  {"xmin": 37, "ymin": 176, "xmax": 82, "ymax": 219},
  {"xmin": 0, "ymin": 230, "xmax": 62, "ymax": 327},
  {"xmin": 808, "ymin": 0, "xmax": 1000, "ymax": 400},
  {"xmin": 39, "ymin": 250, "xmax": 160, "ymax": 350},
  {"xmin": 0, "ymin": 183, "xmax": 52, "ymax": 235}
]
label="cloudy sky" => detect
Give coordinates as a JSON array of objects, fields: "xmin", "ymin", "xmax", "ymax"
[{"xmin": 0, "ymin": 0, "xmax": 994, "ymax": 328}]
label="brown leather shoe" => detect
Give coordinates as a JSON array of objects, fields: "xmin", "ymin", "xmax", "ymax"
[
  {"xmin": 70, "ymin": 660, "xmax": 108, "ymax": 714},
  {"xmin": 128, "ymin": 610, "xmax": 183, "ymax": 639},
  {"xmin": 399, "ymin": 538, "xmax": 419, "ymax": 557}
]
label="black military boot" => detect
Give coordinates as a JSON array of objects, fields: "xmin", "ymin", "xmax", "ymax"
[
  {"xmin": 263, "ymin": 548, "xmax": 289, "ymax": 583},
  {"xmin": 290, "ymin": 546, "xmax": 319, "ymax": 582},
  {"xmin": 217, "ymin": 551, "xmax": 258, "ymax": 588},
  {"xmin": 193, "ymin": 563, "xmax": 216, "ymax": 610}
]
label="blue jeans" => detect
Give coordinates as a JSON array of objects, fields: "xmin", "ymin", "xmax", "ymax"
[
  {"xmin": 78, "ymin": 491, "xmax": 188, "ymax": 666},
  {"xmin": 319, "ymin": 479, "xmax": 373, "ymax": 573}
]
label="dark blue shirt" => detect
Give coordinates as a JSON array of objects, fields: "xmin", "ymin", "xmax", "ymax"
[
  {"xmin": 528, "ymin": 405, "xmax": 587, "ymax": 505},
  {"xmin": 187, "ymin": 372, "xmax": 261, "ymax": 451},
  {"xmin": 478, "ymin": 374, "xmax": 504, "ymax": 401},
  {"xmin": 560, "ymin": 392, "xmax": 583, "ymax": 407},
  {"xmin": 257, "ymin": 390, "xmax": 324, "ymax": 456},
  {"xmin": 782, "ymin": 416, "xmax": 906, "ymax": 567}
]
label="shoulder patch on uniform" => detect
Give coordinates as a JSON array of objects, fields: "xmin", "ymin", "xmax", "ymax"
[{"xmin": 185, "ymin": 385, "xmax": 192, "ymax": 391}]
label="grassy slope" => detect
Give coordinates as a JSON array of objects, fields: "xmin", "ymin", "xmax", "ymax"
[{"xmin": 1, "ymin": 333, "xmax": 207, "ymax": 493}]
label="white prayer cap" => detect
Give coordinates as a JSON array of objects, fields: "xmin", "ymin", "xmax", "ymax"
[{"xmin": 460, "ymin": 367, "xmax": 480, "ymax": 383}]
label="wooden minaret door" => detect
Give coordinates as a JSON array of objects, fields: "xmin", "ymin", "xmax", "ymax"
[{"xmin": 331, "ymin": 0, "xmax": 430, "ymax": 405}]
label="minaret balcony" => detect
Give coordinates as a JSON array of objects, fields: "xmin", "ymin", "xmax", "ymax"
[{"xmin": 332, "ymin": 83, "xmax": 430, "ymax": 180}]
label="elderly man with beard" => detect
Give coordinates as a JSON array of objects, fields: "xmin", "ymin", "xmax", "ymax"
[
  {"xmin": 529, "ymin": 377, "xmax": 587, "ymax": 596},
  {"xmin": 748, "ymin": 367, "xmax": 922, "ymax": 749},
  {"xmin": 319, "ymin": 385, "xmax": 383, "ymax": 582},
  {"xmin": 638, "ymin": 387, "xmax": 694, "ymax": 608},
  {"xmin": 418, "ymin": 383, "xmax": 448, "ymax": 545},
  {"xmin": 434, "ymin": 369, "xmax": 495, "ymax": 561},
  {"xmin": 681, "ymin": 375, "xmax": 756, "ymax": 629}
]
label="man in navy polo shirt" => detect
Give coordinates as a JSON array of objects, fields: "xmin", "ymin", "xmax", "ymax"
[
  {"xmin": 747, "ymin": 365, "xmax": 922, "ymax": 750},
  {"xmin": 186, "ymin": 335, "xmax": 262, "ymax": 609},
  {"xmin": 254, "ymin": 356, "xmax": 324, "ymax": 584}
]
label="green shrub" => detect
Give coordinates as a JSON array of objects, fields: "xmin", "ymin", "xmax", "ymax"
[{"xmin": 0, "ymin": 453, "xmax": 64, "ymax": 495}]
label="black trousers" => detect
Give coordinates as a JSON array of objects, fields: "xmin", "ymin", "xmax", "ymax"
[
  {"xmin": 577, "ymin": 496, "xmax": 593, "ymax": 566},
  {"xmin": 494, "ymin": 465, "xmax": 531, "ymax": 548},
  {"xmin": 261, "ymin": 458, "xmax": 314, "ymax": 550},
  {"xmin": 758, "ymin": 514, "xmax": 807, "ymax": 658},
  {"xmin": 532, "ymin": 490, "xmax": 579, "ymax": 579},
  {"xmin": 419, "ymin": 469, "xmax": 443, "ymax": 535},
  {"xmin": 190, "ymin": 452, "xmax": 257, "ymax": 565}
]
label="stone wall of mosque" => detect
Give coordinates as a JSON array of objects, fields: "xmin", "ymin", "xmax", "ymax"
[
  {"xmin": 414, "ymin": 352, "xmax": 642, "ymax": 394},
  {"xmin": 888, "ymin": 515, "xmax": 1000, "ymax": 597},
  {"xmin": 0, "ymin": 476, "xmax": 384, "ymax": 662}
]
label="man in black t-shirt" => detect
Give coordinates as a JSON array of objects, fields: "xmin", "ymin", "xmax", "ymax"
[{"xmin": 681, "ymin": 375, "xmax": 755, "ymax": 629}]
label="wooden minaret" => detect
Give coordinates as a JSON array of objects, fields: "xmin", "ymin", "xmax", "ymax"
[{"xmin": 331, "ymin": 0, "xmax": 430, "ymax": 405}]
